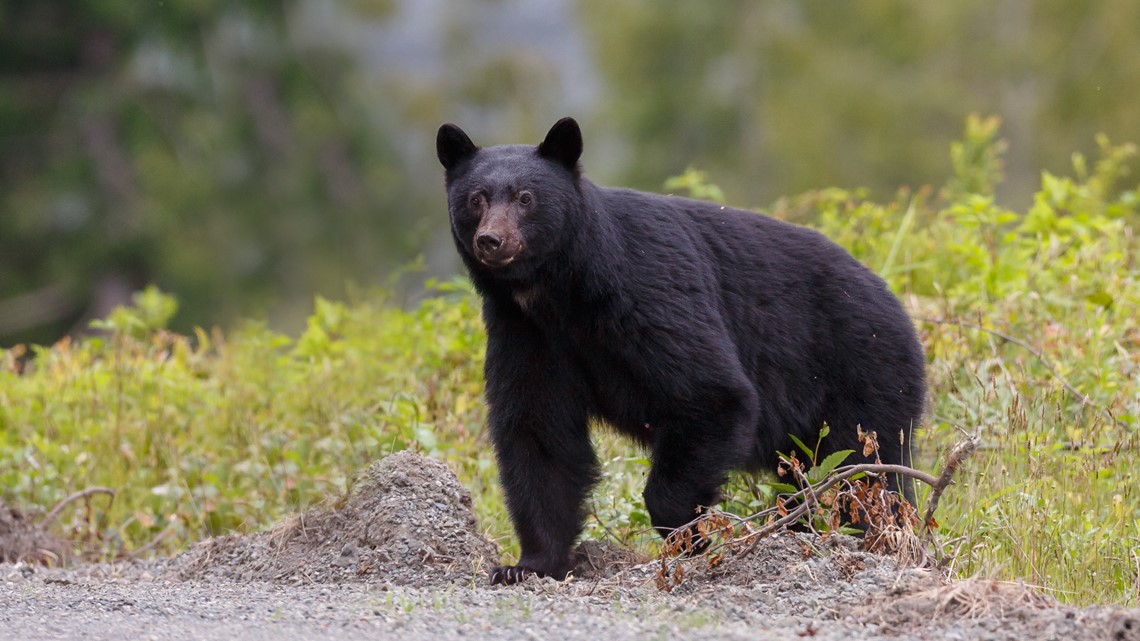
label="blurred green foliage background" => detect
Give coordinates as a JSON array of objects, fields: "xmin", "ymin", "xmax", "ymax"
[{"xmin": 2, "ymin": 0, "xmax": 1139, "ymax": 344}]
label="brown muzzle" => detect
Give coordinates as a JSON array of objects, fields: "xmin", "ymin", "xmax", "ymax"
[{"xmin": 473, "ymin": 205, "xmax": 523, "ymax": 267}]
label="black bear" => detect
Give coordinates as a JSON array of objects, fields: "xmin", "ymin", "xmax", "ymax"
[{"xmin": 436, "ymin": 117, "xmax": 926, "ymax": 585}]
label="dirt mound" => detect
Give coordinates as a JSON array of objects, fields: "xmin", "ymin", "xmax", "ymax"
[
  {"xmin": 0, "ymin": 501, "xmax": 68, "ymax": 565},
  {"xmin": 858, "ymin": 577, "xmax": 1140, "ymax": 640},
  {"xmin": 168, "ymin": 451, "xmax": 498, "ymax": 586}
]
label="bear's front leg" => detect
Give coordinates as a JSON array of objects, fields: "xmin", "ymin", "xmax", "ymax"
[
  {"xmin": 483, "ymin": 304, "xmax": 598, "ymax": 585},
  {"xmin": 487, "ymin": 424, "xmax": 597, "ymax": 584}
]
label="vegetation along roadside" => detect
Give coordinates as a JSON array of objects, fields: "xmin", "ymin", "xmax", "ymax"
[{"xmin": 1, "ymin": 116, "xmax": 1137, "ymax": 605}]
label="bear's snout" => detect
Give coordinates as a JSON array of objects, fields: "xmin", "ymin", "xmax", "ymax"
[
  {"xmin": 476, "ymin": 231, "xmax": 503, "ymax": 253},
  {"xmin": 473, "ymin": 227, "xmax": 522, "ymax": 268},
  {"xmin": 472, "ymin": 203, "xmax": 525, "ymax": 268}
]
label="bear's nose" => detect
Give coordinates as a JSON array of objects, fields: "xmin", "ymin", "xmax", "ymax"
[{"xmin": 476, "ymin": 231, "xmax": 504, "ymax": 254}]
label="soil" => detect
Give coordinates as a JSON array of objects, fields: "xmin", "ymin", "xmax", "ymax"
[
  {"xmin": 2, "ymin": 451, "xmax": 1137, "ymax": 641},
  {"xmin": 0, "ymin": 500, "xmax": 68, "ymax": 565}
]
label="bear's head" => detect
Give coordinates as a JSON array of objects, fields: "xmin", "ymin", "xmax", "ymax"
[{"xmin": 436, "ymin": 117, "xmax": 583, "ymax": 281}]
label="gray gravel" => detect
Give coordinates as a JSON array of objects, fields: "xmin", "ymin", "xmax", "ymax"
[
  {"xmin": 0, "ymin": 570, "xmax": 817, "ymax": 641},
  {"xmin": 3, "ymin": 558, "xmax": 1137, "ymax": 641}
]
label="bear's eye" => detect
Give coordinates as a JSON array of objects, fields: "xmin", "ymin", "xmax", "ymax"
[
  {"xmin": 469, "ymin": 193, "xmax": 484, "ymax": 208},
  {"xmin": 518, "ymin": 192, "xmax": 534, "ymax": 206}
]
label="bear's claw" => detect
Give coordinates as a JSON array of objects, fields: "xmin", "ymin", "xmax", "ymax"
[{"xmin": 489, "ymin": 564, "xmax": 542, "ymax": 585}]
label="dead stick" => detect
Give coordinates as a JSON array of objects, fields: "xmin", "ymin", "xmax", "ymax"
[
  {"xmin": 738, "ymin": 463, "xmax": 942, "ymax": 555},
  {"xmin": 122, "ymin": 523, "xmax": 178, "ymax": 560},
  {"xmin": 922, "ymin": 434, "xmax": 980, "ymax": 537},
  {"xmin": 791, "ymin": 465, "xmax": 819, "ymax": 535},
  {"xmin": 667, "ymin": 438, "xmax": 979, "ymax": 568},
  {"xmin": 670, "ymin": 448, "xmax": 969, "ymax": 559},
  {"xmin": 41, "ymin": 487, "xmax": 116, "ymax": 529},
  {"xmin": 708, "ymin": 462, "xmax": 942, "ymax": 528}
]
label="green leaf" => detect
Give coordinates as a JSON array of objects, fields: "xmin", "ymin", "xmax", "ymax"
[
  {"xmin": 788, "ymin": 434, "xmax": 814, "ymax": 461},
  {"xmin": 767, "ymin": 482, "xmax": 799, "ymax": 495},
  {"xmin": 814, "ymin": 449, "xmax": 855, "ymax": 479}
]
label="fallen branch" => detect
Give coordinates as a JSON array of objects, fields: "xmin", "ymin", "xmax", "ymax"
[
  {"xmin": 40, "ymin": 487, "xmax": 116, "ymax": 530},
  {"xmin": 922, "ymin": 434, "xmax": 981, "ymax": 539},
  {"xmin": 737, "ymin": 462, "xmax": 939, "ymax": 552},
  {"xmin": 662, "ymin": 436, "xmax": 978, "ymax": 567}
]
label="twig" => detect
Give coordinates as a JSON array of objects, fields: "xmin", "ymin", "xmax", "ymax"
[
  {"xmin": 720, "ymin": 462, "xmax": 938, "ymax": 525},
  {"xmin": 664, "ymin": 444, "xmax": 972, "ymax": 565},
  {"xmin": 782, "ymin": 463, "xmax": 940, "ymax": 505},
  {"xmin": 122, "ymin": 523, "xmax": 178, "ymax": 561},
  {"xmin": 732, "ymin": 463, "xmax": 941, "ymax": 554},
  {"xmin": 40, "ymin": 487, "xmax": 116, "ymax": 529},
  {"xmin": 790, "ymin": 465, "xmax": 819, "ymax": 535},
  {"xmin": 919, "ymin": 317, "xmax": 1121, "ymax": 426},
  {"xmin": 921, "ymin": 434, "xmax": 981, "ymax": 538}
]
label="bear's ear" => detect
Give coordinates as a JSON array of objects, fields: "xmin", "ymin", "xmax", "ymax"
[
  {"xmin": 437, "ymin": 123, "xmax": 479, "ymax": 171},
  {"xmin": 537, "ymin": 117, "xmax": 582, "ymax": 173}
]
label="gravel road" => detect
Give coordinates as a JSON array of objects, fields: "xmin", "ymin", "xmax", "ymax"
[{"xmin": 3, "ymin": 557, "xmax": 1136, "ymax": 641}]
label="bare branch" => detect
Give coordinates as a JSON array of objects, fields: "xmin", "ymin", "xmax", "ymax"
[
  {"xmin": 122, "ymin": 523, "xmax": 179, "ymax": 561},
  {"xmin": 922, "ymin": 434, "xmax": 981, "ymax": 537},
  {"xmin": 660, "ymin": 438, "xmax": 978, "ymax": 569},
  {"xmin": 40, "ymin": 487, "xmax": 116, "ymax": 530}
]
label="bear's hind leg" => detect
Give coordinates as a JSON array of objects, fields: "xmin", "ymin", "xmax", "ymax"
[{"xmin": 642, "ymin": 380, "xmax": 760, "ymax": 548}]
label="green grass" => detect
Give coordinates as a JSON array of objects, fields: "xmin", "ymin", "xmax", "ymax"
[{"xmin": 1, "ymin": 117, "xmax": 1137, "ymax": 605}]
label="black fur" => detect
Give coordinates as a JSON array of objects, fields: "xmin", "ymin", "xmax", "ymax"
[{"xmin": 437, "ymin": 118, "xmax": 926, "ymax": 585}]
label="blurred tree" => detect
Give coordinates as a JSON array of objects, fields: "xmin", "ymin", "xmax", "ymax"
[
  {"xmin": 0, "ymin": 0, "xmax": 422, "ymax": 343},
  {"xmin": 578, "ymin": 0, "xmax": 1140, "ymax": 208}
]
